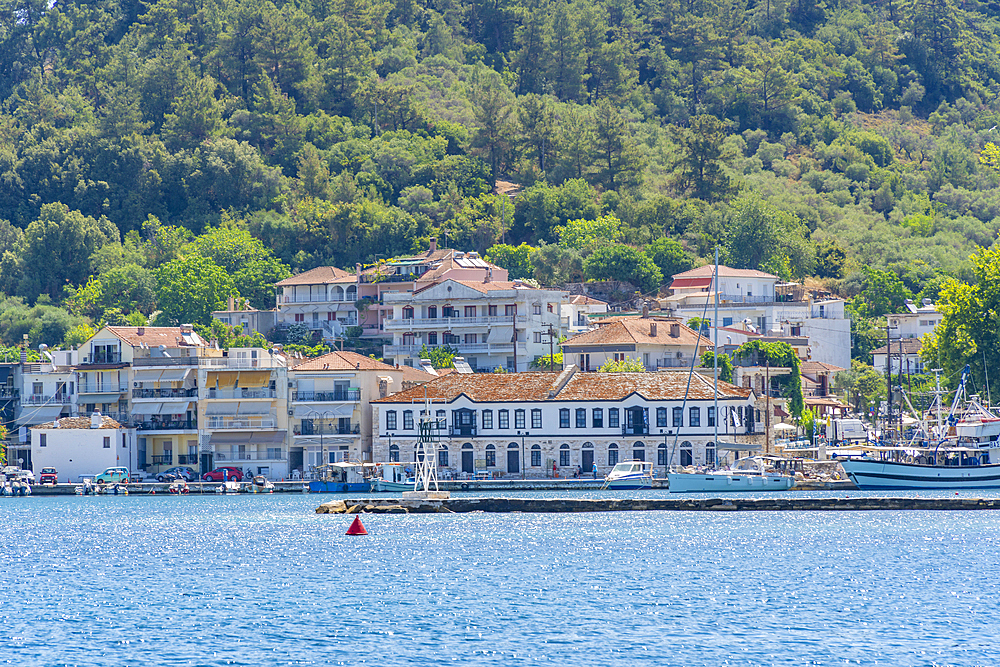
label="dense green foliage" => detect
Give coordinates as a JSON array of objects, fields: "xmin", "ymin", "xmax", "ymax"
[
  {"xmin": 1, "ymin": 0, "xmax": 1000, "ymax": 352},
  {"xmin": 735, "ymin": 339, "xmax": 804, "ymax": 417}
]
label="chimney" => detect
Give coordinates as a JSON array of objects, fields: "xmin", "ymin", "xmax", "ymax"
[
  {"xmin": 670, "ymin": 323, "xmax": 680, "ymax": 338},
  {"xmin": 228, "ymin": 296, "xmax": 235, "ymax": 311},
  {"xmin": 642, "ymin": 303, "xmax": 649, "ymax": 318},
  {"xmin": 137, "ymin": 327, "xmax": 145, "ymax": 336},
  {"xmin": 90, "ymin": 411, "xmax": 102, "ymax": 429},
  {"xmin": 650, "ymin": 322, "xmax": 657, "ymax": 337},
  {"xmin": 429, "ymin": 237, "xmax": 438, "ymax": 253}
]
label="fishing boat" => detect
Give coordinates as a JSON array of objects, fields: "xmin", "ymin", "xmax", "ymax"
[
  {"xmin": 602, "ymin": 460, "xmax": 653, "ymax": 490},
  {"xmin": 668, "ymin": 455, "xmax": 795, "ymax": 493},
  {"xmin": 370, "ymin": 463, "xmax": 414, "ymax": 493},
  {"xmin": 839, "ymin": 369, "xmax": 1000, "ymax": 489},
  {"xmin": 308, "ymin": 462, "xmax": 372, "ymax": 493}
]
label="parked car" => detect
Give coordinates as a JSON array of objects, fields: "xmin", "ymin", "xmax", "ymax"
[
  {"xmin": 203, "ymin": 467, "xmax": 244, "ymax": 482},
  {"xmin": 157, "ymin": 466, "xmax": 197, "ymax": 482},
  {"xmin": 39, "ymin": 467, "xmax": 58, "ymax": 484},
  {"xmin": 95, "ymin": 467, "xmax": 130, "ymax": 484}
]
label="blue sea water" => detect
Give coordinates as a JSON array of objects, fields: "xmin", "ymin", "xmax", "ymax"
[{"xmin": 2, "ymin": 493, "xmax": 999, "ymax": 666}]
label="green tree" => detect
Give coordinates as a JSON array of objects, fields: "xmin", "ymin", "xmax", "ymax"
[
  {"xmin": 530, "ymin": 352, "xmax": 564, "ymax": 370},
  {"xmin": 723, "ymin": 195, "xmax": 813, "ymax": 279},
  {"xmin": 417, "ymin": 344, "xmax": 458, "ymax": 369},
  {"xmin": 485, "ymin": 243, "xmax": 535, "ymax": 280},
  {"xmin": 557, "ymin": 215, "xmax": 625, "ymax": 250},
  {"xmin": 584, "ymin": 243, "xmax": 663, "ymax": 293},
  {"xmin": 155, "ymin": 254, "xmax": 234, "ymax": 325},
  {"xmin": 855, "ymin": 268, "xmax": 910, "ymax": 318},
  {"xmin": 671, "ymin": 114, "xmax": 732, "ymax": 201},
  {"xmin": 834, "ymin": 360, "xmax": 886, "ymax": 422},
  {"xmin": 532, "ymin": 243, "xmax": 585, "ymax": 285},
  {"xmin": 646, "ymin": 238, "xmax": 695, "ymax": 280},
  {"xmin": 598, "ymin": 356, "xmax": 646, "ymax": 372},
  {"xmin": 734, "ymin": 339, "xmax": 804, "ymax": 417},
  {"xmin": 699, "ymin": 351, "xmax": 734, "ymax": 383},
  {"xmin": 471, "ymin": 72, "xmax": 515, "ymax": 186},
  {"xmin": 189, "ymin": 227, "xmax": 291, "ymax": 309},
  {"xmin": 592, "ymin": 99, "xmax": 643, "ymax": 190}
]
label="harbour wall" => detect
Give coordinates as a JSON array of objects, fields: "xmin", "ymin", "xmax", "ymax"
[{"xmin": 317, "ymin": 496, "xmax": 1000, "ymax": 514}]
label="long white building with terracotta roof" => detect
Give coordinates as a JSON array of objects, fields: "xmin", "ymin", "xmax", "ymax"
[{"xmin": 372, "ymin": 366, "xmax": 758, "ymax": 478}]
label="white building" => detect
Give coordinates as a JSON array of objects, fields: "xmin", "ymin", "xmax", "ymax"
[
  {"xmin": 382, "ymin": 278, "xmax": 569, "ymax": 372},
  {"xmin": 9, "ymin": 348, "xmax": 78, "ymax": 470},
  {"xmin": 30, "ymin": 413, "xmax": 134, "ymax": 482},
  {"xmin": 562, "ymin": 316, "xmax": 712, "ymax": 371},
  {"xmin": 274, "ymin": 266, "xmax": 359, "ymax": 340},
  {"xmin": 887, "ymin": 300, "xmax": 941, "ymax": 339},
  {"xmin": 371, "ymin": 366, "xmax": 757, "ymax": 477},
  {"xmin": 662, "ymin": 265, "xmax": 851, "ymax": 369},
  {"xmin": 562, "ymin": 295, "xmax": 609, "ymax": 334},
  {"xmin": 872, "ymin": 338, "xmax": 924, "ymax": 375}
]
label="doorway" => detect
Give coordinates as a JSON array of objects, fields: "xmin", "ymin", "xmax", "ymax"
[
  {"xmin": 462, "ymin": 444, "xmax": 474, "ymax": 473},
  {"xmin": 507, "ymin": 446, "xmax": 519, "ymax": 474},
  {"xmin": 581, "ymin": 449, "xmax": 594, "ymax": 473}
]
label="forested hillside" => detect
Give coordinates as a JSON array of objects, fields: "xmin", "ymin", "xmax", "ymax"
[{"xmin": 1, "ymin": 0, "xmax": 1000, "ymax": 357}]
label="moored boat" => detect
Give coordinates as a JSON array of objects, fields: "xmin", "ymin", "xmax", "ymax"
[
  {"xmin": 603, "ymin": 460, "xmax": 653, "ymax": 490},
  {"xmin": 668, "ymin": 456, "xmax": 795, "ymax": 493},
  {"xmin": 370, "ymin": 463, "xmax": 414, "ymax": 493}
]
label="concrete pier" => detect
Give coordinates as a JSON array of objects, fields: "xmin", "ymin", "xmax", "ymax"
[{"xmin": 317, "ymin": 496, "xmax": 1000, "ymax": 514}]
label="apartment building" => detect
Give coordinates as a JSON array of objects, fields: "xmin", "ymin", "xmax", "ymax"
[
  {"xmin": 274, "ymin": 266, "xmax": 359, "ymax": 340},
  {"xmin": 382, "ymin": 278, "xmax": 568, "ymax": 372},
  {"xmin": 887, "ymin": 300, "xmax": 941, "ymax": 339},
  {"xmin": 562, "ymin": 315, "xmax": 712, "ymax": 371},
  {"xmin": 663, "ymin": 265, "xmax": 851, "ymax": 369},
  {"xmin": 372, "ymin": 366, "xmax": 757, "ymax": 477}
]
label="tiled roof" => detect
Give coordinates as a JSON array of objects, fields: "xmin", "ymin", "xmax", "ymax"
[
  {"xmin": 671, "ymin": 265, "xmax": 778, "ymax": 280},
  {"xmin": 292, "ymin": 350, "xmax": 399, "ymax": 372},
  {"xmin": 105, "ymin": 327, "xmax": 208, "ymax": 348},
  {"xmin": 800, "ymin": 361, "xmax": 845, "ymax": 373},
  {"xmin": 276, "ymin": 266, "xmax": 355, "ymax": 286},
  {"xmin": 374, "ymin": 369, "xmax": 750, "ymax": 404},
  {"xmin": 871, "ymin": 339, "xmax": 924, "ymax": 355},
  {"xmin": 563, "ymin": 318, "xmax": 712, "ymax": 348},
  {"xmin": 32, "ymin": 415, "xmax": 123, "ymax": 430},
  {"xmin": 569, "ymin": 295, "xmax": 607, "ymax": 306},
  {"xmin": 413, "ymin": 279, "xmax": 538, "ymax": 295}
]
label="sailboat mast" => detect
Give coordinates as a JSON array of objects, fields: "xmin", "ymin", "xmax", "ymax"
[{"xmin": 714, "ymin": 247, "xmax": 719, "ymax": 462}]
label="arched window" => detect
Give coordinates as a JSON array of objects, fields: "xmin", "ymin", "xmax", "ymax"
[
  {"xmin": 462, "ymin": 442, "xmax": 473, "ymax": 449},
  {"xmin": 485, "ymin": 444, "xmax": 496, "ymax": 468},
  {"xmin": 530, "ymin": 444, "xmax": 541, "ymax": 467},
  {"xmin": 559, "ymin": 443, "xmax": 571, "ymax": 467},
  {"xmin": 608, "ymin": 442, "xmax": 619, "ymax": 467},
  {"xmin": 389, "ymin": 444, "xmax": 399, "ymax": 462},
  {"xmin": 657, "ymin": 443, "xmax": 667, "ymax": 466},
  {"xmin": 632, "ymin": 441, "xmax": 645, "ymax": 462},
  {"xmin": 705, "ymin": 440, "xmax": 716, "ymax": 466},
  {"xmin": 438, "ymin": 444, "xmax": 449, "ymax": 467},
  {"xmin": 680, "ymin": 440, "xmax": 693, "ymax": 466},
  {"xmin": 402, "ymin": 306, "xmax": 414, "ymax": 320}
]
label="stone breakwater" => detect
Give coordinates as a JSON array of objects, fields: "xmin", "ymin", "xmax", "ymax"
[{"xmin": 317, "ymin": 496, "xmax": 1000, "ymax": 514}]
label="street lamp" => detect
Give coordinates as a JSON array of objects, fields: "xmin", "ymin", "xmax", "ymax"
[{"xmin": 517, "ymin": 430, "xmax": 529, "ymax": 479}]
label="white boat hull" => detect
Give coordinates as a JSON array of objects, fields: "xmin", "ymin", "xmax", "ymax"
[
  {"xmin": 372, "ymin": 480, "xmax": 414, "ymax": 493},
  {"xmin": 668, "ymin": 472, "xmax": 795, "ymax": 493},
  {"xmin": 841, "ymin": 459, "xmax": 1000, "ymax": 490},
  {"xmin": 604, "ymin": 476, "xmax": 652, "ymax": 490}
]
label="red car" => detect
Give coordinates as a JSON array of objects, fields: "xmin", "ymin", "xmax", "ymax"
[
  {"xmin": 39, "ymin": 467, "xmax": 59, "ymax": 484},
  {"xmin": 203, "ymin": 467, "xmax": 244, "ymax": 482}
]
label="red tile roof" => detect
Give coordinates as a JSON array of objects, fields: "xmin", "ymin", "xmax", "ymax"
[
  {"xmin": 871, "ymin": 339, "xmax": 924, "ymax": 355},
  {"xmin": 32, "ymin": 415, "xmax": 124, "ymax": 430},
  {"xmin": 564, "ymin": 318, "xmax": 712, "ymax": 348},
  {"xmin": 105, "ymin": 327, "xmax": 208, "ymax": 348},
  {"xmin": 276, "ymin": 266, "xmax": 355, "ymax": 286},
  {"xmin": 374, "ymin": 369, "xmax": 749, "ymax": 404},
  {"xmin": 292, "ymin": 350, "xmax": 400, "ymax": 372},
  {"xmin": 671, "ymin": 265, "xmax": 778, "ymax": 280}
]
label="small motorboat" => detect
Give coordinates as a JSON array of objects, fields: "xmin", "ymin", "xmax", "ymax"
[
  {"xmin": 216, "ymin": 480, "xmax": 242, "ymax": 494},
  {"xmin": 369, "ymin": 463, "xmax": 415, "ymax": 492},
  {"xmin": 168, "ymin": 479, "xmax": 190, "ymax": 495},
  {"xmin": 602, "ymin": 460, "xmax": 654, "ymax": 490},
  {"xmin": 247, "ymin": 475, "xmax": 275, "ymax": 493}
]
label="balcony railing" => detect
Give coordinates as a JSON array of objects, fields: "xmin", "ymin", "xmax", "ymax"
[
  {"xmin": 451, "ymin": 425, "xmax": 477, "ymax": 437},
  {"xmin": 178, "ymin": 455, "xmax": 198, "ymax": 465},
  {"xmin": 292, "ymin": 389, "xmax": 360, "ymax": 402},
  {"xmin": 22, "ymin": 394, "xmax": 71, "ymax": 405},
  {"xmin": 205, "ymin": 416, "xmax": 277, "ymax": 429},
  {"xmin": 78, "ymin": 384, "xmax": 128, "ymax": 394},
  {"xmin": 133, "ymin": 388, "xmax": 198, "ymax": 399},
  {"xmin": 385, "ymin": 315, "xmax": 528, "ymax": 328},
  {"xmin": 135, "ymin": 419, "xmax": 197, "ymax": 431},
  {"xmin": 205, "ymin": 388, "xmax": 277, "ymax": 400},
  {"xmin": 152, "ymin": 455, "xmax": 173, "ymax": 465},
  {"xmin": 81, "ymin": 355, "xmax": 121, "ymax": 365},
  {"xmin": 198, "ymin": 358, "xmax": 281, "ymax": 369},
  {"xmin": 622, "ymin": 425, "xmax": 650, "ymax": 435},
  {"xmin": 293, "ymin": 423, "xmax": 360, "ymax": 436},
  {"xmin": 214, "ymin": 451, "xmax": 287, "ymax": 461},
  {"xmin": 651, "ymin": 358, "xmax": 698, "ymax": 369},
  {"xmin": 282, "ymin": 294, "xmax": 354, "ymax": 304},
  {"xmin": 384, "ymin": 343, "xmax": 527, "ymax": 356},
  {"xmin": 132, "ymin": 356, "xmax": 201, "ymax": 366},
  {"xmin": 360, "ymin": 273, "xmax": 417, "ymax": 284}
]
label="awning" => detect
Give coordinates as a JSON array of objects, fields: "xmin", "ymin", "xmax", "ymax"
[
  {"xmin": 210, "ymin": 432, "xmax": 250, "ymax": 446},
  {"xmin": 250, "ymin": 432, "xmax": 284, "ymax": 445},
  {"xmin": 130, "ymin": 402, "xmax": 164, "ymax": 415},
  {"xmin": 206, "ymin": 372, "xmax": 237, "ymax": 388},
  {"xmin": 80, "ymin": 393, "xmax": 122, "ymax": 403},
  {"xmin": 17, "ymin": 406, "xmax": 64, "ymax": 424},
  {"xmin": 292, "ymin": 404, "xmax": 355, "ymax": 419},
  {"xmin": 132, "ymin": 369, "xmax": 164, "ymax": 382},
  {"xmin": 487, "ymin": 325, "xmax": 514, "ymax": 343},
  {"xmin": 237, "ymin": 371, "xmax": 271, "ymax": 387},
  {"xmin": 158, "ymin": 368, "xmax": 192, "ymax": 382},
  {"xmin": 237, "ymin": 402, "xmax": 271, "ymax": 416},
  {"xmin": 159, "ymin": 395, "xmax": 194, "ymax": 405},
  {"xmin": 671, "ymin": 277, "xmax": 713, "ymax": 289},
  {"xmin": 716, "ymin": 441, "xmax": 762, "ymax": 452},
  {"xmin": 206, "ymin": 402, "xmax": 240, "ymax": 415}
]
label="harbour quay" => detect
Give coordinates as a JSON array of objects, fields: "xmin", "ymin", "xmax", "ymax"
[{"xmin": 318, "ymin": 495, "xmax": 1000, "ymax": 514}]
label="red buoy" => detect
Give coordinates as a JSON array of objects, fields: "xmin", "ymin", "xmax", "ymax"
[{"xmin": 346, "ymin": 515, "xmax": 368, "ymax": 536}]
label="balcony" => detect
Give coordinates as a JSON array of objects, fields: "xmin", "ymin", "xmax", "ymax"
[
  {"xmin": 132, "ymin": 356, "xmax": 201, "ymax": 366},
  {"xmin": 80, "ymin": 354, "xmax": 122, "ymax": 365},
  {"xmin": 22, "ymin": 394, "xmax": 71, "ymax": 405},
  {"xmin": 133, "ymin": 388, "xmax": 198, "ymax": 399},
  {"xmin": 178, "ymin": 454, "xmax": 198, "ymax": 465},
  {"xmin": 292, "ymin": 389, "xmax": 360, "ymax": 402},
  {"xmin": 282, "ymin": 294, "xmax": 354, "ymax": 304},
  {"xmin": 360, "ymin": 272, "xmax": 417, "ymax": 284},
  {"xmin": 205, "ymin": 415, "xmax": 277, "ymax": 429},
  {"xmin": 651, "ymin": 358, "xmax": 699, "ymax": 369},
  {"xmin": 78, "ymin": 384, "xmax": 128, "ymax": 394},
  {"xmin": 135, "ymin": 419, "xmax": 197, "ymax": 431},
  {"xmin": 385, "ymin": 315, "xmax": 528, "ymax": 330},
  {"xmin": 452, "ymin": 425, "xmax": 477, "ymax": 437},
  {"xmin": 205, "ymin": 388, "xmax": 277, "ymax": 400},
  {"xmin": 198, "ymin": 358, "xmax": 282, "ymax": 369},
  {"xmin": 214, "ymin": 450, "xmax": 287, "ymax": 462},
  {"xmin": 622, "ymin": 425, "xmax": 650, "ymax": 436},
  {"xmin": 151, "ymin": 455, "xmax": 173, "ymax": 465},
  {"xmin": 293, "ymin": 422, "xmax": 360, "ymax": 436},
  {"xmin": 384, "ymin": 342, "xmax": 527, "ymax": 357}
]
